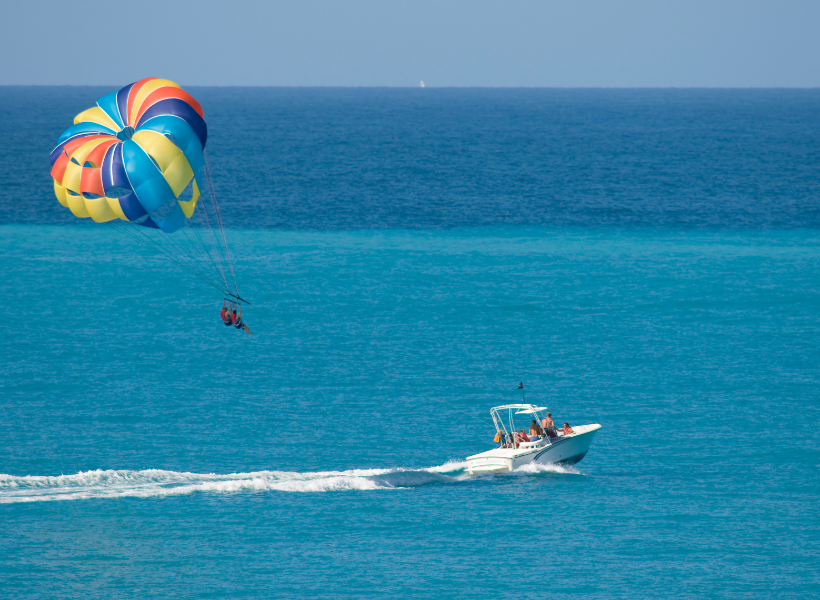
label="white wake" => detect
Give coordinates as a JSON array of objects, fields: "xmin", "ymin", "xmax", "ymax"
[
  {"xmin": 0, "ymin": 462, "xmax": 469, "ymax": 504},
  {"xmin": 508, "ymin": 462, "xmax": 583, "ymax": 476},
  {"xmin": 0, "ymin": 459, "xmax": 581, "ymax": 503}
]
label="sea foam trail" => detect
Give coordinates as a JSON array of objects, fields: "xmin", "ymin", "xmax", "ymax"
[
  {"xmin": 0, "ymin": 460, "xmax": 583, "ymax": 503},
  {"xmin": 0, "ymin": 461, "xmax": 469, "ymax": 504},
  {"xmin": 507, "ymin": 462, "xmax": 583, "ymax": 476}
]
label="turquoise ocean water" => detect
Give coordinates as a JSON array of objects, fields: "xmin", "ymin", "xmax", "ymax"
[{"xmin": 1, "ymin": 88, "xmax": 819, "ymax": 598}]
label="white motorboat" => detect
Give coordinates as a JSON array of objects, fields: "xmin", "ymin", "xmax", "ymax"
[{"xmin": 466, "ymin": 404, "xmax": 601, "ymax": 475}]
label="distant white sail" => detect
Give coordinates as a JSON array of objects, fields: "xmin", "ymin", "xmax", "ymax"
[{"xmin": 420, "ymin": 80, "xmax": 425, "ymax": 88}]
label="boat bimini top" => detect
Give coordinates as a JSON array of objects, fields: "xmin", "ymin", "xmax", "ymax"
[{"xmin": 491, "ymin": 404, "xmax": 549, "ymax": 437}]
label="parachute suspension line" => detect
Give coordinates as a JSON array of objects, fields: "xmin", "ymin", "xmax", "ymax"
[
  {"xmin": 111, "ymin": 221, "xmax": 227, "ymax": 295},
  {"xmin": 202, "ymin": 156, "xmax": 235, "ymax": 289},
  {"xmin": 125, "ymin": 216, "xmax": 226, "ymax": 291},
  {"xmin": 109, "ymin": 220, "xmax": 229, "ymax": 295},
  {"xmin": 153, "ymin": 216, "xmax": 224, "ymax": 288},
  {"xmin": 201, "ymin": 158, "xmax": 237, "ymax": 296},
  {"xmin": 188, "ymin": 180, "xmax": 231, "ymax": 293},
  {"xmin": 153, "ymin": 226, "xmax": 225, "ymax": 291},
  {"xmin": 119, "ymin": 225, "xmax": 228, "ymax": 295},
  {"xmin": 177, "ymin": 221, "xmax": 224, "ymax": 290},
  {"xmin": 166, "ymin": 196, "xmax": 225, "ymax": 287},
  {"xmin": 181, "ymin": 213, "xmax": 228, "ymax": 292},
  {"xmin": 203, "ymin": 155, "xmax": 240, "ymax": 296}
]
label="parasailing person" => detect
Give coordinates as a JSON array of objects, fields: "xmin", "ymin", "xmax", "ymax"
[
  {"xmin": 219, "ymin": 301, "xmax": 234, "ymax": 327},
  {"xmin": 230, "ymin": 303, "xmax": 253, "ymax": 335}
]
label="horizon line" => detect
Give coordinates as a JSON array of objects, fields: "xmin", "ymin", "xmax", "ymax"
[{"xmin": 2, "ymin": 84, "xmax": 820, "ymax": 90}]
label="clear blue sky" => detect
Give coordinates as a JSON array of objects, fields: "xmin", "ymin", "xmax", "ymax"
[{"xmin": 2, "ymin": 0, "xmax": 818, "ymax": 87}]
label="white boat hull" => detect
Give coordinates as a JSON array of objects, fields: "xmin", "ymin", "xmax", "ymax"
[{"xmin": 466, "ymin": 424, "xmax": 601, "ymax": 475}]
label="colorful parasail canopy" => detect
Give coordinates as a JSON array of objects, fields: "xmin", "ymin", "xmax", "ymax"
[{"xmin": 49, "ymin": 78, "xmax": 207, "ymax": 233}]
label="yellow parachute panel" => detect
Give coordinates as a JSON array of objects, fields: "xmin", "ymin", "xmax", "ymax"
[
  {"xmin": 54, "ymin": 181, "xmax": 68, "ymax": 208},
  {"xmin": 74, "ymin": 107, "xmax": 120, "ymax": 131}
]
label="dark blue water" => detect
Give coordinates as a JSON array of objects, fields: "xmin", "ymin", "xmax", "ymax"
[
  {"xmin": 5, "ymin": 87, "xmax": 820, "ymax": 230},
  {"xmin": 1, "ymin": 88, "xmax": 819, "ymax": 599}
]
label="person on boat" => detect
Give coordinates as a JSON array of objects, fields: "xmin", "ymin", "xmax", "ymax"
[
  {"xmin": 494, "ymin": 430, "xmax": 506, "ymax": 448},
  {"xmin": 220, "ymin": 302, "xmax": 234, "ymax": 327},
  {"xmin": 230, "ymin": 304, "xmax": 253, "ymax": 335},
  {"xmin": 563, "ymin": 423, "xmax": 574, "ymax": 435},
  {"xmin": 541, "ymin": 412, "xmax": 555, "ymax": 431},
  {"xmin": 542, "ymin": 412, "xmax": 557, "ymax": 438},
  {"xmin": 514, "ymin": 429, "xmax": 530, "ymax": 446},
  {"xmin": 529, "ymin": 420, "xmax": 544, "ymax": 439}
]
